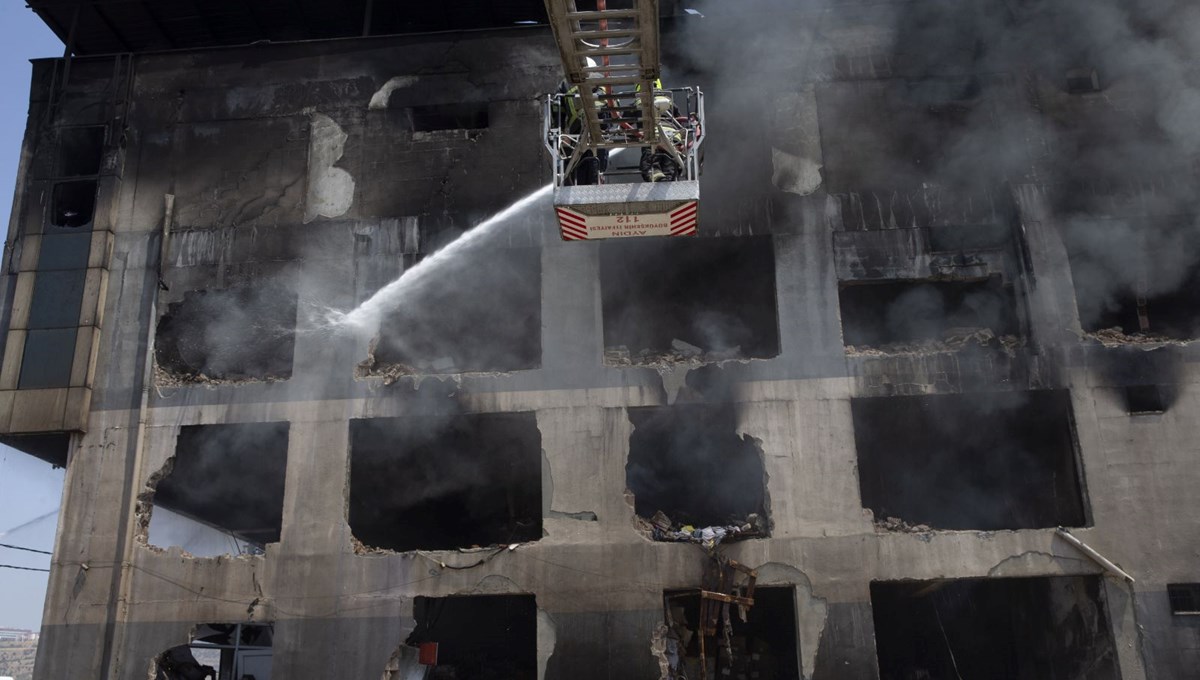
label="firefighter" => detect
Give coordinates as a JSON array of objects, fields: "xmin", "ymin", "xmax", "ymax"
[
  {"xmin": 553, "ymin": 78, "xmax": 609, "ymax": 186},
  {"xmin": 637, "ymin": 79, "xmax": 685, "ymax": 182}
]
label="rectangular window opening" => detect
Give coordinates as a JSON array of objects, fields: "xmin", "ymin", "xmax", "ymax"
[
  {"xmin": 56, "ymin": 126, "xmax": 105, "ymax": 177},
  {"xmin": 839, "ymin": 277, "xmax": 1021, "ymax": 352},
  {"xmin": 1168, "ymin": 584, "xmax": 1200, "ymax": 615},
  {"xmin": 155, "ymin": 285, "xmax": 298, "ymax": 384},
  {"xmin": 361, "ymin": 246, "xmax": 541, "ymax": 376},
  {"xmin": 627, "ymin": 405, "xmax": 769, "ymax": 542},
  {"xmin": 600, "ymin": 236, "xmax": 780, "ymax": 365},
  {"xmin": 1066, "ymin": 68, "xmax": 1101, "ymax": 94},
  {"xmin": 1125, "ymin": 385, "xmax": 1166, "ymax": 414},
  {"xmin": 410, "ymin": 103, "xmax": 489, "ymax": 132},
  {"xmin": 348, "ymin": 413, "xmax": 543, "ymax": 552},
  {"xmin": 871, "ymin": 577, "xmax": 1120, "ymax": 680},
  {"xmin": 663, "ymin": 586, "xmax": 799, "ymax": 680},
  {"xmin": 852, "ymin": 390, "xmax": 1088, "ymax": 531},
  {"xmin": 146, "ymin": 422, "xmax": 289, "ymax": 557}
]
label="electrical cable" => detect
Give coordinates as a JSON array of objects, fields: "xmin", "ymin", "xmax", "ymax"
[
  {"xmin": 0, "ymin": 542, "xmax": 53, "ymax": 556},
  {"xmin": 0, "ymin": 563, "xmax": 50, "ymax": 572}
]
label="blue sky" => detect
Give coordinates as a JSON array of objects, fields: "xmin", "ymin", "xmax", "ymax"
[{"xmin": 0, "ymin": 4, "xmax": 68, "ymax": 632}]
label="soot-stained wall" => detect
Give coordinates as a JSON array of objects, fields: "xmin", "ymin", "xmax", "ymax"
[
  {"xmin": 15, "ymin": 3, "xmax": 1200, "ymax": 679},
  {"xmin": 852, "ymin": 390, "xmax": 1087, "ymax": 530}
]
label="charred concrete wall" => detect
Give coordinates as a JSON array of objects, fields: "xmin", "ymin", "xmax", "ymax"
[{"xmin": 4, "ymin": 1, "xmax": 1199, "ymax": 679}]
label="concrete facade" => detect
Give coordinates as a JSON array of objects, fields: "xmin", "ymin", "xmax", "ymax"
[{"xmin": 4, "ymin": 1, "xmax": 1199, "ymax": 679}]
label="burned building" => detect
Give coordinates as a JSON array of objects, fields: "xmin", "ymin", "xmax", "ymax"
[{"xmin": 3, "ymin": 0, "xmax": 1199, "ymax": 678}]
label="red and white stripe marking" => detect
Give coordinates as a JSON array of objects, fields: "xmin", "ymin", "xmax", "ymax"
[
  {"xmin": 556, "ymin": 208, "xmax": 589, "ymax": 241},
  {"xmin": 669, "ymin": 202, "xmax": 698, "ymax": 236},
  {"xmin": 556, "ymin": 201, "xmax": 699, "ymax": 240}
]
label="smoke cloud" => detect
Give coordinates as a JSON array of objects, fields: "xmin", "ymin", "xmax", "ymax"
[{"xmin": 668, "ymin": 0, "xmax": 1200, "ymax": 341}]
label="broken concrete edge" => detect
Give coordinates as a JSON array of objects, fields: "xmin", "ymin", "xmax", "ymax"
[
  {"xmin": 603, "ymin": 346, "xmax": 761, "ymax": 368},
  {"xmin": 349, "ymin": 533, "xmax": 535, "ymax": 562},
  {"xmin": 133, "ymin": 455, "xmax": 174, "ymax": 553},
  {"xmin": 355, "ymin": 342, "xmax": 529, "ymax": 385},
  {"xmin": 153, "ymin": 361, "xmax": 291, "ymax": 388},
  {"xmin": 1082, "ymin": 327, "xmax": 1197, "ymax": 348},
  {"xmin": 844, "ymin": 330, "xmax": 1027, "ymax": 357},
  {"xmin": 355, "ymin": 361, "xmax": 524, "ymax": 385}
]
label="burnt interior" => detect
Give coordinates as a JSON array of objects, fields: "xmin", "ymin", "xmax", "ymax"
[
  {"xmin": 599, "ymin": 236, "xmax": 779, "ymax": 362},
  {"xmin": 370, "ymin": 247, "xmax": 540, "ymax": 374},
  {"xmin": 1082, "ymin": 275, "xmax": 1200, "ymax": 340},
  {"xmin": 57, "ymin": 126, "xmax": 105, "ymax": 177},
  {"xmin": 406, "ymin": 594, "xmax": 537, "ymax": 680},
  {"xmin": 155, "ymin": 623, "xmax": 273, "ymax": 680},
  {"xmin": 151, "ymin": 422, "xmax": 289, "ymax": 549},
  {"xmin": 1063, "ymin": 216, "xmax": 1200, "ymax": 339},
  {"xmin": 50, "ymin": 180, "xmax": 97, "ymax": 228},
  {"xmin": 839, "ymin": 277, "xmax": 1019, "ymax": 348},
  {"xmin": 155, "ymin": 284, "xmax": 297, "ymax": 382},
  {"xmin": 626, "ymin": 405, "xmax": 767, "ymax": 531},
  {"xmin": 409, "ymin": 103, "xmax": 489, "ymax": 132},
  {"xmin": 871, "ymin": 576, "xmax": 1120, "ymax": 680},
  {"xmin": 348, "ymin": 413, "xmax": 542, "ymax": 552},
  {"xmin": 852, "ymin": 390, "xmax": 1087, "ymax": 530},
  {"xmin": 664, "ymin": 586, "xmax": 799, "ymax": 680}
]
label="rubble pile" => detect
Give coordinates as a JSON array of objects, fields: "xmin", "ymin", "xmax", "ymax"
[
  {"xmin": 846, "ymin": 327, "xmax": 1024, "ymax": 356},
  {"xmin": 605, "ymin": 338, "xmax": 747, "ymax": 367},
  {"xmin": 637, "ymin": 510, "xmax": 766, "ymax": 550}
]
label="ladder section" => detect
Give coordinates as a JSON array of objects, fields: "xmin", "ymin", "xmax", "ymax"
[{"xmin": 543, "ymin": 0, "xmax": 662, "ymax": 150}]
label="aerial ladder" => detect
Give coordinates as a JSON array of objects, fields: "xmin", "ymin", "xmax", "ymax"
[{"xmin": 542, "ymin": 0, "xmax": 705, "ymax": 240}]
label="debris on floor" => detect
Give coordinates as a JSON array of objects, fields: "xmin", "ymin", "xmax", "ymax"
[
  {"xmin": 845, "ymin": 327, "xmax": 1024, "ymax": 356},
  {"xmin": 637, "ymin": 510, "xmax": 766, "ymax": 550}
]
